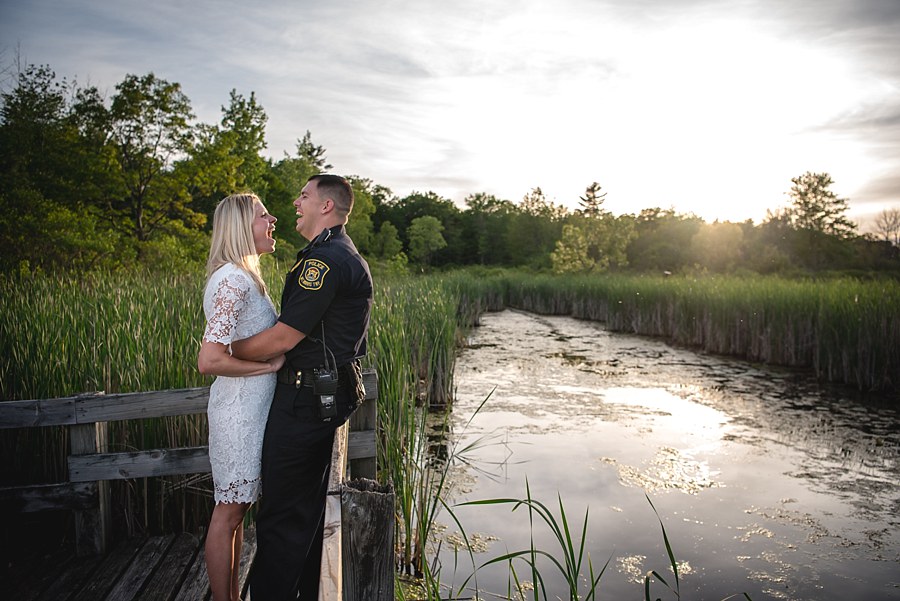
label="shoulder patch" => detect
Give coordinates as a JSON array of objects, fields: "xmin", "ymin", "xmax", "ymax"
[{"xmin": 299, "ymin": 258, "xmax": 330, "ymax": 290}]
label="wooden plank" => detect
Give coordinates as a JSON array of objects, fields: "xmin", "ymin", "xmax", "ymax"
[
  {"xmin": 2, "ymin": 373, "xmax": 377, "ymax": 601},
  {"xmin": 350, "ymin": 395, "xmax": 377, "ymax": 432},
  {"xmin": 103, "ymin": 535, "xmax": 174, "ymax": 600},
  {"xmin": 347, "ymin": 429, "xmax": 376, "ymax": 462},
  {"xmin": 0, "ymin": 388, "xmax": 210, "ymax": 430},
  {"xmin": 361, "ymin": 369, "xmax": 378, "ymax": 401},
  {"xmin": 7, "ymin": 550, "xmax": 74, "ymax": 601},
  {"xmin": 341, "ymin": 479, "xmax": 395, "ymax": 601},
  {"xmin": 236, "ymin": 526, "xmax": 257, "ymax": 599},
  {"xmin": 95, "ymin": 422, "xmax": 111, "ymax": 561},
  {"xmin": 34, "ymin": 554, "xmax": 104, "ymax": 601},
  {"xmin": 319, "ymin": 423, "xmax": 348, "ymax": 601},
  {"xmin": 70, "ymin": 537, "xmax": 147, "ymax": 601},
  {"xmin": 70, "ymin": 422, "xmax": 106, "ymax": 556},
  {"xmin": 2, "ymin": 376, "xmax": 370, "ymax": 425},
  {"xmin": 0, "ymin": 397, "xmax": 76, "ymax": 428},
  {"xmin": 75, "ymin": 388, "xmax": 210, "ymax": 423},
  {"xmin": 68, "ymin": 446, "xmax": 212, "ymax": 482},
  {"xmin": 135, "ymin": 532, "xmax": 201, "ymax": 601},
  {"xmin": 350, "ymin": 372, "xmax": 378, "ymax": 479},
  {"xmin": 0, "ymin": 481, "xmax": 97, "ymax": 512},
  {"xmin": 322, "ymin": 489, "xmax": 344, "ymax": 601},
  {"xmin": 173, "ymin": 533, "xmax": 211, "ymax": 601}
]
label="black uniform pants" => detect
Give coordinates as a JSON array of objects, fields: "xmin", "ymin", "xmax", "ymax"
[{"xmin": 250, "ymin": 371, "xmax": 361, "ymax": 601}]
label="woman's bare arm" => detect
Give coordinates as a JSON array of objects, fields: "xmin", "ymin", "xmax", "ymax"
[
  {"xmin": 198, "ymin": 340, "xmax": 285, "ymax": 377},
  {"xmin": 229, "ymin": 322, "xmax": 306, "ymax": 362}
]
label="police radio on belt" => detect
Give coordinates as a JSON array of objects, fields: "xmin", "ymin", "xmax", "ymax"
[
  {"xmin": 312, "ymin": 368, "xmax": 338, "ymax": 419},
  {"xmin": 310, "ymin": 321, "xmax": 339, "ymax": 420}
]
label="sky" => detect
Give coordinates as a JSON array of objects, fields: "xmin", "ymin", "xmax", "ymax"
[{"xmin": 1, "ymin": 0, "xmax": 899, "ymax": 229}]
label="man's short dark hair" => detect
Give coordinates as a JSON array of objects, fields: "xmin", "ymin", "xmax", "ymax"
[{"xmin": 309, "ymin": 174, "xmax": 354, "ymax": 217}]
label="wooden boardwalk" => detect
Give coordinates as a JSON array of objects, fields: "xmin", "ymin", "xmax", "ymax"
[
  {"xmin": 8, "ymin": 527, "xmax": 254, "ymax": 601},
  {"xmin": 2, "ymin": 369, "xmax": 394, "ymax": 600}
]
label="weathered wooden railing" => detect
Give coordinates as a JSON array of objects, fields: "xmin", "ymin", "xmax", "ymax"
[{"xmin": 0, "ymin": 368, "xmax": 394, "ymax": 600}]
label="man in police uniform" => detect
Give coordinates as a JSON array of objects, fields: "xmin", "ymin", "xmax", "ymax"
[{"xmin": 230, "ymin": 174, "xmax": 373, "ymax": 600}]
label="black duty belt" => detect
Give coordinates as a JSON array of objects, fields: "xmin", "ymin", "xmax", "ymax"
[
  {"xmin": 276, "ymin": 366, "xmax": 313, "ymax": 387},
  {"xmin": 276, "ymin": 361, "xmax": 359, "ymax": 388}
]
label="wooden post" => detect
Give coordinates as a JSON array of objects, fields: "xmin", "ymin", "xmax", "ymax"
[
  {"xmin": 69, "ymin": 420, "xmax": 109, "ymax": 555},
  {"xmin": 319, "ymin": 422, "xmax": 348, "ymax": 601},
  {"xmin": 348, "ymin": 370, "xmax": 378, "ymax": 481},
  {"xmin": 341, "ymin": 478, "xmax": 394, "ymax": 601},
  {"xmin": 348, "ymin": 397, "xmax": 377, "ymax": 481},
  {"xmin": 319, "ymin": 368, "xmax": 379, "ymax": 599}
]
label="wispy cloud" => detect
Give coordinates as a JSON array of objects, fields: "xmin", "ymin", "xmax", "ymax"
[{"xmin": 2, "ymin": 0, "xmax": 898, "ymax": 225}]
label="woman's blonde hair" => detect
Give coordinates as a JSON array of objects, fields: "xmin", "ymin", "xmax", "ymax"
[{"xmin": 205, "ymin": 193, "xmax": 268, "ymax": 295}]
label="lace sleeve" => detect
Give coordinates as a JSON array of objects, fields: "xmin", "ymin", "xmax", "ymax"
[{"xmin": 203, "ymin": 272, "xmax": 251, "ymax": 346}]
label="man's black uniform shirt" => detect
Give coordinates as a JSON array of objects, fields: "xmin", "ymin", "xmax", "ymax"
[{"xmin": 279, "ymin": 225, "xmax": 373, "ymax": 369}]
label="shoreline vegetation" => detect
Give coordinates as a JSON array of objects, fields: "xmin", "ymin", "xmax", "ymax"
[
  {"xmin": 450, "ymin": 269, "xmax": 900, "ymax": 394},
  {"xmin": 2, "ymin": 266, "xmax": 897, "ymax": 598}
]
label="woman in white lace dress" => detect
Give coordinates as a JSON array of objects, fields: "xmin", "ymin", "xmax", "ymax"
[{"xmin": 197, "ymin": 193, "xmax": 284, "ymax": 601}]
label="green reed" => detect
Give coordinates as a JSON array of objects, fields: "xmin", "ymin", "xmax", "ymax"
[
  {"xmin": 430, "ymin": 483, "xmax": 752, "ymax": 600},
  {"xmin": 366, "ymin": 273, "xmax": 463, "ymax": 585},
  {"xmin": 0, "ymin": 270, "xmax": 207, "ymax": 401},
  {"xmin": 448, "ymin": 270, "xmax": 900, "ymax": 393},
  {"xmin": 455, "ymin": 481, "xmax": 607, "ymax": 601},
  {"xmin": 4, "ymin": 265, "xmax": 895, "ymax": 596},
  {"xmin": 1, "ymin": 269, "xmax": 215, "ymax": 534},
  {"xmin": 0, "ymin": 266, "xmax": 467, "ymax": 572}
]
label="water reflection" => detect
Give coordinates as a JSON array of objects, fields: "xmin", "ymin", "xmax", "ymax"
[{"xmin": 442, "ymin": 309, "xmax": 900, "ymax": 601}]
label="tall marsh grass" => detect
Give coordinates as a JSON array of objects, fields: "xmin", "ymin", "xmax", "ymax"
[
  {"xmin": 1, "ymin": 270, "xmax": 208, "ymax": 401},
  {"xmin": 2, "ymin": 266, "xmax": 895, "ymax": 597},
  {"xmin": 445, "ymin": 270, "xmax": 900, "ymax": 393},
  {"xmin": 366, "ymin": 273, "xmax": 460, "ymax": 580},
  {"xmin": 0, "ymin": 266, "xmax": 465, "ymax": 571},
  {"xmin": 2, "ymin": 269, "xmax": 217, "ymax": 534}
]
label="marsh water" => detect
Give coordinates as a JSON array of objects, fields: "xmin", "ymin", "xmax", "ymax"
[{"xmin": 436, "ymin": 309, "xmax": 900, "ymax": 600}]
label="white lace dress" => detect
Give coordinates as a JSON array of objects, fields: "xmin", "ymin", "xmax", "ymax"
[{"xmin": 202, "ymin": 264, "xmax": 277, "ymax": 504}]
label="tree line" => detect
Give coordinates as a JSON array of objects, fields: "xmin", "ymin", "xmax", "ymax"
[{"xmin": 2, "ymin": 64, "xmax": 899, "ymax": 277}]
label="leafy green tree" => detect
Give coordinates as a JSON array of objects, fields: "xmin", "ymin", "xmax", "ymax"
[
  {"xmin": 379, "ymin": 191, "xmax": 464, "ymax": 266},
  {"xmin": 464, "ymin": 192, "xmax": 515, "ymax": 265},
  {"xmin": 407, "ymin": 215, "xmax": 447, "ymax": 268},
  {"xmin": 626, "ymin": 208, "xmax": 703, "ymax": 273},
  {"xmin": 178, "ymin": 90, "xmax": 271, "ymax": 224},
  {"xmin": 369, "ymin": 221, "xmax": 408, "ymax": 273},
  {"xmin": 551, "ymin": 213, "xmax": 635, "ymax": 273},
  {"xmin": 263, "ymin": 139, "xmax": 323, "ymax": 260},
  {"xmin": 372, "ymin": 221, "xmax": 404, "ymax": 259},
  {"xmin": 267, "ymin": 153, "xmax": 315, "ymax": 209},
  {"xmin": 3, "ymin": 66, "xmax": 98, "ymax": 184},
  {"xmin": 689, "ymin": 222, "xmax": 744, "ymax": 272},
  {"xmin": 759, "ymin": 173, "xmax": 858, "ymax": 271},
  {"xmin": 346, "ymin": 175, "xmax": 378, "ymax": 254},
  {"xmin": 106, "ymin": 73, "xmax": 199, "ymax": 245},
  {"xmin": 844, "ymin": 235, "xmax": 900, "ymax": 273},
  {"xmin": 0, "ymin": 64, "xmax": 121, "ymax": 270},
  {"xmin": 747, "ymin": 212, "xmax": 802, "ymax": 274},
  {"xmin": 506, "ymin": 187, "xmax": 568, "ymax": 268},
  {"xmin": 220, "ymin": 90, "xmax": 269, "ymax": 194},
  {"xmin": 553, "ymin": 183, "xmax": 633, "ymax": 273},
  {"xmin": 296, "ymin": 129, "xmax": 332, "ymax": 171},
  {"xmin": 549, "ymin": 223, "xmax": 593, "ymax": 273},
  {"xmin": 577, "ymin": 181, "xmax": 607, "ymax": 218},
  {"xmin": 0, "ymin": 187, "xmax": 123, "ymax": 272},
  {"xmin": 785, "ymin": 171, "xmax": 857, "ymax": 238},
  {"xmin": 177, "ymin": 122, "xmax": 240, "ymax": 217}
]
